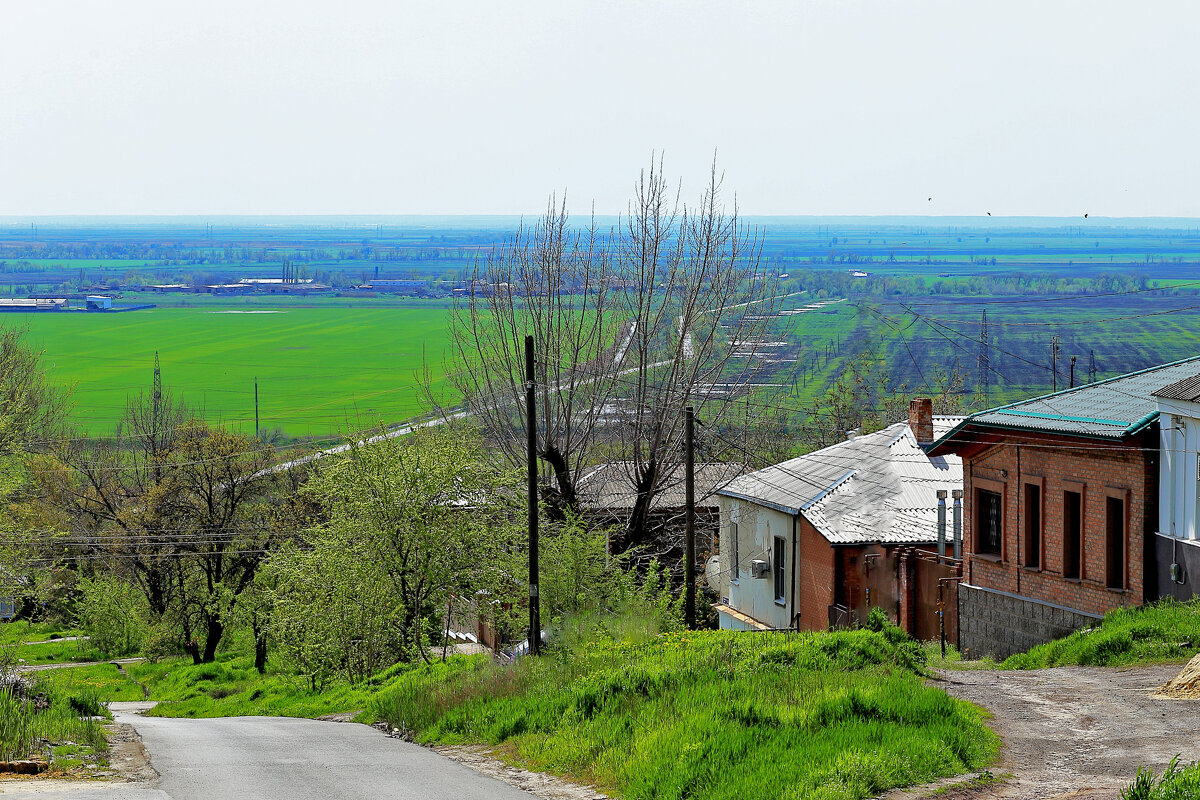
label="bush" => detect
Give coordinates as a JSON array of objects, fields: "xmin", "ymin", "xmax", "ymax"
[
  {"xmin": 75, "ymin": 577, "xmax": 147, "ymax": 657},
  {"xmin": 1122, "ymin": 757, "xmax": 1200, "ymax": 800}
]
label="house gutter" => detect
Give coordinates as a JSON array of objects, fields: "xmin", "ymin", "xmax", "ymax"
[{"xmin": 790, "ymin": 513, "xmax": 799, "ymax": 627}]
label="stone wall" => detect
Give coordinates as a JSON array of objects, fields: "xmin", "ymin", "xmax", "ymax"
[
  {"xmin": 958, "ymin": 582, "xmax": 1102, "ymax": 660},
  {"xmin": 1154, "ymin": 533, "xmax": 1200, "ymax": 602}
]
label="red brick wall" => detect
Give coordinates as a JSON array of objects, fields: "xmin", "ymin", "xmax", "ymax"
[
  {"xmin": 798, "ymin": 516, "xmax": 837, "ymax": 630},
  {"xmin": 962, "ymin": 431, "xmax": 1156, "ymax": 616}
]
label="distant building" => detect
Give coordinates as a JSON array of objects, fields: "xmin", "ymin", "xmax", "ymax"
[
  {"xmin": 0, "ymin": 298, "xmax": 68, "ymax": 312},
  {"xmin": 85, "ymin": 295, "xmax": 113, "ymax": 311},
  {"xmin": 366, "ymin": 279, "xmax": 428, "ymax": 292}
]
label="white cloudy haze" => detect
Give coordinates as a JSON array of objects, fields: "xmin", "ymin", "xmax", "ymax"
[{"xmin": 1, "ymin": 1, "xmax": 1195, "ymax": 217}]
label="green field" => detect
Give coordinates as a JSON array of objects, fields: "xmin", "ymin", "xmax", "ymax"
[{"xmin": 11, "ymin": 302, "xmax": 457, "ymax": 440}]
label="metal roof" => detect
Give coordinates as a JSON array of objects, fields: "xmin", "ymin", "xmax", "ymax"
[
  {"xmin": 933, "ymin": 356, "xmax": 1200, "ymax": 445},
  {"xmin": 578, "ymin": 461, "xmax": 745, "ymax": 512},
  {"xmin": 1152, "ymin": 373, "xmax": 1200, "ymax": 403},
  {"xmin": 718, "ymin": 418, "xmax": 963, "ymax": 545}
]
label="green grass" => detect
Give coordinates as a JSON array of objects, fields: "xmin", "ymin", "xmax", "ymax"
[
  {"xmin": 10, "ymin": 303, "xmax": 457, "ymax": 438},
  {"xmin": 920, "ymin": 641, "xmax": 999, "ymax": 671},
  {"xmin": 1121, "ymin": 758, "xmax": 1200, "ymax": 800},
  {"xmin": 0, "ymin": 621, "xmax": 83, "ymax": 646},
  {"xmin": 48, "ymin": 653, "xmax": 415, "ymax": 721},
  {"xmin": 0, "ymin": 683, "xmax": 109, "ymax": 768},
  {"xmin": 1002, "ymin": 598, "xmax": 1200, "ymax": 669},
  {"xmin": 371, "ymin": 629, "xmax": 998, "ymax": 800}
]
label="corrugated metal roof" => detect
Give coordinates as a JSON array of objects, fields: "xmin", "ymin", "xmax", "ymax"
[
  {"xmin": 578, "ymin": 461, "xmax": 745, "ymax": 511},
  {"xmin": 1152, "ymin": 373, "xmax": 1200, "ymax": 402},
  {"xmin": 719, "ymin": 418, "xmax": 963, "ymax": 545},
  {"xmin": 942, "ymin": 356, "xmax": 1200, "ymax": 441}
]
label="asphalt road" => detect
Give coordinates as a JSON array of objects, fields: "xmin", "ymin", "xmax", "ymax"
[{"xmin": 0, "ymin": 711, "xmax": 538, "ymax": 800}]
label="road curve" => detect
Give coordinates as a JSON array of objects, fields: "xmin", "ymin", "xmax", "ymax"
[{"xmin": 0, "ymin": 713, "xmax": 536, "ymax": 800}]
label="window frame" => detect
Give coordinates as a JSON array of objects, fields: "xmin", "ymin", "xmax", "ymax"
[
  {"xmin": 772, "ymin": 535, "xmax": 786, "ymax": 605},
  {"xmin": 1104, "ymin": 487, "xmax": 1130, "ymax": 590},
  {"xmin": 973, "ymin": 477, "xmax": 1005, "ymax": 558},
  {"xmin": 729, "ymin": 520, "xmax": 740, "ymax": 584},
  {"xmin": 1023, "ymin": 479, "xmax": 1043, "ymax": 570},
  {"xmin": 1062, "ymin": 482, "xmax": 1085, "ymax": 580}
]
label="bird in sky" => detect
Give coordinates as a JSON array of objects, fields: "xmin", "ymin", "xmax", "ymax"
[
  {"xmin": 1084, "ymin": 213, "xmax": 1089, "ymax": 218},
  {"xmin": 927, "ymin": 197, "xmax": 932, "ymax": 201},
  {"xmin": 986, "ymin": 212, "xmax": 992, "ymax": 216}
]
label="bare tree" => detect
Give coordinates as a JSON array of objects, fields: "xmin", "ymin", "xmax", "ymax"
[
  {"xmin": 447, "ymin": 198, "xmax": 620, "ymax": 515},
  {"xmin": 447, "ymin": 158, "xmax": 782, "ymax": 548}
]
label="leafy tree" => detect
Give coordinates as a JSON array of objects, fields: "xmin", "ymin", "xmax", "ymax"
[
  {"xmin": 55, "ymin": 384, "xmax": 280, "ymax": 663},
  {"xmin": 295, "ymin": 423, "xmax": 521, "ymax": 664}
]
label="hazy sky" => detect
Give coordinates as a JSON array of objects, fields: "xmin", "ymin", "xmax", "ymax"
[{"xmin": 2, "ymin": 2, "xmax": 1196, "ymax": 216}]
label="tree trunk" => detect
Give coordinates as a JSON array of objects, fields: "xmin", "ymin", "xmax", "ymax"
[
  {"xmin": 201, "ymin": 615, "xmax": 224, "ymax": 663},
  {"xmin": 253, "ymin": 625, "xmax": 268, "ymax": 674},
  {"xmin": 623, "ymin": 464, "xmax": 660, "ymax": 552}
]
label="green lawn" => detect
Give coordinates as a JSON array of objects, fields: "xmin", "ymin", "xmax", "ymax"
[{"xmin": 10, "ymin": 303, "xmax": 457, "ymax": 439}]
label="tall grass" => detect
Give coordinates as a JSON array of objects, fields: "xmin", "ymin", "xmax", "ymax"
[
  {"xmin": 371, "ymin": 625, "xmax": 997, "ymax": 800},
  {"xmin": 1122, "ymin": 758, "xmax": 1200, "ymax": 800},
  {"xmin": 1003, "ymin": 598, "xmax": 1200, "ymax": 669},
  {"xmin": 0, "ymin": 686, "xmax": 107, "ymax": 762}
]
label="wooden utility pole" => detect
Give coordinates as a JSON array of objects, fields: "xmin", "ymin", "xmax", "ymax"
[
  {"xmin": 1070, "ymin": 356, "xmax": 1077, "ymax": 389},
  {"xmin": 684, "ymin": 406, "xmax": 696, "ymax": 629},
  {"xmin": 525, "ymin": 335, "xmax": 541, "ymax": 655},
  {"xmin": 254, "ymin": 377, "xmax": 260, "ymax": 439}
]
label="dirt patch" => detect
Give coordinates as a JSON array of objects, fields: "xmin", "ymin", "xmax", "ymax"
[
  {"xmin": 914, "ymin": 663, "xmax": 1200, "ymax": 800},
  {"xmin": 1154, "ymin": 653, "xmax": 1200, "ymax": 699},
  {"xmin": 315, "ymin": 711, "xmax": 361, "ymax": 723},
  {"xmin": 433, "ymin": 745, "xmax": 610, "ymax": 800},
  {"xmin": 105, "ymin": 721, "xmax": 158, "ymax": 784}
]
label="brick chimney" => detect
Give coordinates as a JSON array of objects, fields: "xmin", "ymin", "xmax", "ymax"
[{"xmin": 909, "ymin": 397, "xmax": 933, "ymax": 447}]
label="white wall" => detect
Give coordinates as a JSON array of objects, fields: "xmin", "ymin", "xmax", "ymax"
[
  {"xmin": 1157, "ymin": 402, "xmax": 1200, "ymax": 541},
  {"xmin": 718, "ymin": 497, "xmax": 793, "ymax": 629}
]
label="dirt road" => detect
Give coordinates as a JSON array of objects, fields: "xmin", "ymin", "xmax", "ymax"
[{"xmin": 928, "ymin": 662, "xmax": 1200, "ymax": 800}]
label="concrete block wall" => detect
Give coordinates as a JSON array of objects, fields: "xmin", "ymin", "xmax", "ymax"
[{"xmin": 958, "ymin": 583, "xmax": 1102, "ymax": 660}]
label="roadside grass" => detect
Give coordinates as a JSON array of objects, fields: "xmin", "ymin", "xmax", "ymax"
[
  {"xmin": 1002, "ymin": 598, "xmax": 1200, "ymax": 669},
  {"xmin": 0, "ymin": 683, "xmax": 109, "ymax": 770},
  {"xmin": 921, "ymin": 642, "xmax": 999, "ymax": 671},
  {"xmin": 1121, "ymin": 758, "xmax": 1200, "ymax": 800},
  {"xmin": 130, "ymin": 655, "xmax": 400, "ymax": 720},
  {"xmin": 36, "ymin": 663, "xmax": 148, "ymax": 703},
  {"xmin": 370, "ymin": 628, "xmax": 998, "ymax": 800},
  {"xmin": 9, "ymin": 639, "xmax": 105, "ymax": 667}
]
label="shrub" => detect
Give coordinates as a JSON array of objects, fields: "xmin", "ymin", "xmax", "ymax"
[{"xmin": 75, "ymin": 577, "xmax": 147, "ymax": 657}]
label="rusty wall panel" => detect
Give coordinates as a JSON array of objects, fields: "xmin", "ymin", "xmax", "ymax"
[{"xmin": 913, "ymin": 555, "xmax": 960, "ymax": 643}]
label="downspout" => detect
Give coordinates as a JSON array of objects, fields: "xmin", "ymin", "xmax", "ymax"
[
  {"xmin": 1016, "ymin": 445, "xmax": 1021, "ymax": 594},
  {"xmin": 790, "ymin": 513, "xmax": 799, "ymax": 627}
]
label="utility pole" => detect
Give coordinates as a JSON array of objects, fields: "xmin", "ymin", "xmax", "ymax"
[
  {"xmin": 525, "ymin": 335, "xmax": 541, "ymax": 656},
  {"xmin": 1051, "ymin": 336, "xmax": 1061, "ymax": 392},
  {"xmin": 1070, "ymin": 356, "xmax": 1077, "ymax": 389},
  {"xmin": 1089, "ymin": 349, "xmax": 1097, "ymax": 383},
  {"xmin": 684, "ymin": 406, "xmax": 696, "ymax": 629},
  {"xmin": 977, "ymin": 309, "xmax": 990, "ymax": 406},
  {"xmin": 254, "ymin": 377, "xmax": 260, "ymax": 440}
]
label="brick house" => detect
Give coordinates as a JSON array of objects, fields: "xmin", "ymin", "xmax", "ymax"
[
  {"xmin": 928, "ymin": 356, "xmax": 1200, "ymax": 658},
  {"xmin": 714, "ymin": 400, "xmax": 964, "ymax": 632}
]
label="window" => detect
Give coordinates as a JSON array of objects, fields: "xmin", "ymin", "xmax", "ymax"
[
  {"xmin": 976, "ymin": 489, "xmax": 1003, "ymax": 555},
  {"xmin": 1063, "ymin": 490, "xmax": 1082, "ymax": 579},
  {"xmin": 1106, "ymin": 495, "xmax": 1125, "ymax": 590},
  {"xmin": 1024, "ymin": 483, "xmax": 1041, "ymax": 569},
  {"xmin": 729, "ymin": 522, "xmax": 739, "ymax": 582},
  {"xmin": 773, "ymin": 536, "xmax": 786, "ymax": 604}
]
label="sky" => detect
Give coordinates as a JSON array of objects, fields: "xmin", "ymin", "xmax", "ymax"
[{"xmin": 1, "ymin": 1, "xmax": 1197, "ymax": 217}]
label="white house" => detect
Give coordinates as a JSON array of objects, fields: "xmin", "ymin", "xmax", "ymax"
[
  {"xmin": 1152, "ymin": 374, "xmax": 1200, "ymax": 601},
  {"xmin": 714, "ymin": 399, "xmax": 964, "ymax": 633}
]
